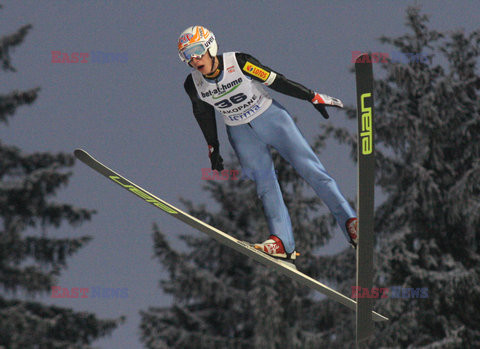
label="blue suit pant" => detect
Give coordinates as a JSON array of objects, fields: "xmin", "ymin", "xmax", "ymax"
[{"xmin": 226, "ymin": 101, "xmax": 356, "ymax": 253}]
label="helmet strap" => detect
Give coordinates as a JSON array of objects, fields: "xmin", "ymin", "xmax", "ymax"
[{"xmin": 204, "ymin": 53, "xmax": 221, "ymax": 79}]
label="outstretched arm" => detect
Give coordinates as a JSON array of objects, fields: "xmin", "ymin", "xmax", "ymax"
[{"xmin": 235, "ymin": 52, "xmax": 343, "ymax": 119}]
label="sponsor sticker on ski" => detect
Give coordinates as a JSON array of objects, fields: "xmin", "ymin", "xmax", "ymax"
[{"xmin": 109, "ymin": 175, "xmax": 178, "ymax": 214}]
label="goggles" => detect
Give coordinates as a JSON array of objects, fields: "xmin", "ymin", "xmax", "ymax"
[{"xmin": 180, "ymin": 43, "xmax": 207, "ymax": 62}]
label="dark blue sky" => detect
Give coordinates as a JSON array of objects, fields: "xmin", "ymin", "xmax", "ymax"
[{"xmin": 1, "ymin": 1, "xmax": 478, "ymax": 348}]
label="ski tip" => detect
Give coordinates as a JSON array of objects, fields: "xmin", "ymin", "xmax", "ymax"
[
  {"xmin": 74, "ymin": 149, "xmax": 84, "ymax": 159},
  {"xmin": 73, "ymin": 148, "xmax": 91, "ymax": 162},
  {"xmin": 74, "ymin": 148, "xmax": 89, "ymax": 155},
  {"xmin": 354, "ymin": 53, "xmax": 369, "ymax": 64}
]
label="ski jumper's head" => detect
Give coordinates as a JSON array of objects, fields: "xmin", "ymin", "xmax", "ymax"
[{"xmin": 177, "ymin": 25, "xmax": 219, "ymax": 76}]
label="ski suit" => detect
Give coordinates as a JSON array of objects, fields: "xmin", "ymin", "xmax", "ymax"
[{"xmin": 184, "ymin": 51, "xmax": 356, "ymax": 253}]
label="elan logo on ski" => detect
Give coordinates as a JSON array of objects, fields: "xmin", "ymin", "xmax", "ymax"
[
  {"xmin": 108, "ymin": 175, "xmax": 178, "ymax": 214},
  {"xmin": 360, "ymin": 92, "xmax": 373, "ymax": 155}
]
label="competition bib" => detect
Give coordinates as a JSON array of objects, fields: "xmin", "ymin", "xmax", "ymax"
[{"xmin": 192, "ymin": 52, "xmax": 272, "ymax": 126}]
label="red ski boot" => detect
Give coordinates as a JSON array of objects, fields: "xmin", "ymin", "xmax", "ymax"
[
  {"xmin": 346, "ymin": 217, "xmax": 358, "ymax": 249},
  {"xmin": 254, "ymin": 235, "xmax": 299, "ymax": 266}
]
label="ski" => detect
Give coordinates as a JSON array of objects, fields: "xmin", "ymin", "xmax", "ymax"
[
  {"xmin": 355, "ymin": 53, "xmax": 377, "ymax": 344},
  {"xmin": 74, "ymin": 148, "xmax": 388, "ymax": 322}
]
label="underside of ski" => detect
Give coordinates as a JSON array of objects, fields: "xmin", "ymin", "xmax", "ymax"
[
  {"xmin": 355, "ymin": 53, "xmax": 377, "ymax": 344},
  {"xmin": 74, "ymin": 148, "xmax": 388, "ymax": 322}
]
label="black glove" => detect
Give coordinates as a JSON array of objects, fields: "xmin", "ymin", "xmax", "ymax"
[
  {"xmin": 208, "ymin": 145, "xmax": 224, "ymax": 171},
  {"xmin": 311, "ymin": 92, "xmax": 344, "ymax": 119}
]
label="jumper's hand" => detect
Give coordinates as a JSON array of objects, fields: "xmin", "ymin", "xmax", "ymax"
[
  {"xmin": 311, "ymin": 92, "xmax": 344, "ymax": 119},
  {"xmin": 208, "ymin": 145, "xmax": 224, "ymax": 171}
]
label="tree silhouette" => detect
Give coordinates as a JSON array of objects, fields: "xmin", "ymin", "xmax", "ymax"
[
  {"xmin": 318, "ymin": 6, "xmax": 480, "ymax": 348},
  {"xmin": 0, "ymin": 18, "xmax": 123, "ymax": 349}
]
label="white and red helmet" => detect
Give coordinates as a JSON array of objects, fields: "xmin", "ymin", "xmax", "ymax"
[{"xmin": 177, "ymin": 26, "xmax": 218, "ymax": 63}]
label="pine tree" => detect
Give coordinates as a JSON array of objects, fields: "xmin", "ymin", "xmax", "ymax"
[
  {"xmin": 312, "ymin": 6, "xmax": 480, "ymax": 348},
  {"xmin": 374, "ymin": 7, "xmax": 480, "ymax": 348},
  {"xmin": 0, "ymin": 17, "xmax": 123, "ymax": 349}
]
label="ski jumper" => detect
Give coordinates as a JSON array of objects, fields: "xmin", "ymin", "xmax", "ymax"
[{"xmin": 184, "ymin": 52, "xmax": 356, "ymax": 253}]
